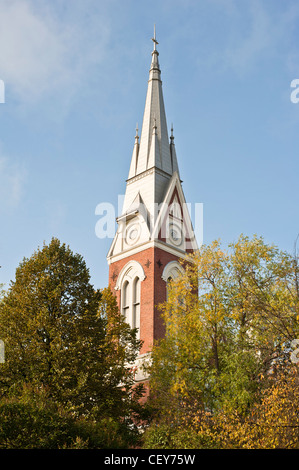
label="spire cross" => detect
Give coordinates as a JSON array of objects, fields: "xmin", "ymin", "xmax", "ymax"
[{"xmin": 151, "ymin": 24, "xmax": 159, "ymax": 51}]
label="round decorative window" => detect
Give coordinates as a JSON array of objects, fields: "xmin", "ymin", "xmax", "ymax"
[
  {"xmin": 169, "ymin": 224, "xmax": 182, "ymax": 246},
  {"xmin": 125, "ymin": 223, "xmax": 141, "ymax": 245}
]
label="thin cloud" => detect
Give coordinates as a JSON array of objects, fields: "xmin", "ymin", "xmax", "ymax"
[
  {"xmin": 224, "ymin": 2, "xmax": 272, "ymax": 74},
  {"xmin": 0, "ymin": 154, "xmax": 26, "ymax": 211},
  {"xmin": 0, "ymin": 0, "xmax": 110, "ymax": 105},
  {"xmin": 188, "ymin": 0, "xmax": 299, "ymax": 78},
  {"xmin": 222, "ymin": 1, "xmax": 299, "ymax": 75}
]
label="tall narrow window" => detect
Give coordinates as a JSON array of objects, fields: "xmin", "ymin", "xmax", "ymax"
[
  {"xmin": 122, "ymin": 280, "xmax": 130, "ymax": 323},
  {"xmin": 132, "ymin": 277, "xmax": 140, "ymax": 339}
]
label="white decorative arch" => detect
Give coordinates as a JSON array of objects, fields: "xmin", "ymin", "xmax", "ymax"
[
  {"xmin": 115, "ymin": 260, "xmax": 146, "ymax": 291},
  {"xmin": 161, "ymin": 260, "xmax": 184, "ymax": 282}
]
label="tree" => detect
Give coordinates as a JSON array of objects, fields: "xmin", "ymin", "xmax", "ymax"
[
  {"xmin": 0, "ymin": 238, "xmax": 144, "ymax": 446},
  {"xmin": 0, "ymin": 238, "xmax": 98, "ymax": 400},
  {"xmin": 0, "ymin": 384, "xmax": 137, "ymax": 449},
  {"xmin": 93, "ymin": 286, "xmax": 145, "ymax": 422},
  {"xmin": 144, "ymin": 366, "xmax": 299, "ymax": 450},
  {"xmin": 215, "ymin": 366, "xmax": 299, "ymax": 449},
  {"xmin": 145, "ymin": 235, "xmax": 299, "ymax": 447}
]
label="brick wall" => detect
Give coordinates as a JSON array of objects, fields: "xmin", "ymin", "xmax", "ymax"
[{"xmin": 108, "ymin": 246, "xmax": 182, "ymax": 354}]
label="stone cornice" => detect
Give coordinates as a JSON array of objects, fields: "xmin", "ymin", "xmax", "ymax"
[{"xmin": 126, "ymin": 166, "xmax": 172, "ymax": 185}]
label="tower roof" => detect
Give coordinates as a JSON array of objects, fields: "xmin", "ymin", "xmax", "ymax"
[{"xmin": 128, "ymin": 28, "xmax": 176, "ymax": 179}]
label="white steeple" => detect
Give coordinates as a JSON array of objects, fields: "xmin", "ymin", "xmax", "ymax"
[
  {"xmin": 133, "ymin": 27, "xmax": 172, "ymax": 177},
  {"xmin": 122, "ymin": 29, "xmax": 179, "ymax": 216},
  {"xmin": 107, "ymin": 29, "xmax": 197, "ymax": 263}
]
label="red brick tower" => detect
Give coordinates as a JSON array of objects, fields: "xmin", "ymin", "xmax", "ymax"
[{"xmin": 107, "ymin": 30, "xmax": 198, "ymax": 381}]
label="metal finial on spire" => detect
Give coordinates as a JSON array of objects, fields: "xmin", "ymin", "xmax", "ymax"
[
  {"xmin": 170, "ymin": 123, "xmax": 174, "ymax": 142},
  {"xmin": 151, "ymin": 24, "xmax": 159, "ymax": 51},
  {"xmin": 135, "ymin": 123, "xmax": 139, "ymax": 143}
]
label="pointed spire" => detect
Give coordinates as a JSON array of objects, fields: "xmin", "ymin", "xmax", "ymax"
[
  {"xmin": 170, "ymin": 123, "xmax": 174, "ymax": 143},
  {"xmin": 149, "ymin": 24, "xmax": 161, "ymax": 81},
  {"xmin": 128, "ymin": 124, "xmax": 140, "ymax": 179},
  {"xmin": 135, "ymin": 123, "xmax": 139, "ymax": 143},
  {"xmin": 108, "ymin": 30, "xmax": 188, "ymax": 262},
  {"xmin": 170, "ymin": 124, "xmax": 179, "ymax": 175},
  {"xmin": 135, "ymin": 27, "xmax": 173, "ymax": 176}
]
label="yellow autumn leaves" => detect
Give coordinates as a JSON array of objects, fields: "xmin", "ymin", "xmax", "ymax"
[{"xmin": 146, "ymin": 235, "xmax": 299, "ymax": 449}]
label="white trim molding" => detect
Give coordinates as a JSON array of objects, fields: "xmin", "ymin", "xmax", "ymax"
[
  {"xmin": 115, "ymin": 260, "xmax": 146, "ymax": 291},
  {"xmin": 161, "ymin": 260, "xmax": 184, "ymax": 282}
]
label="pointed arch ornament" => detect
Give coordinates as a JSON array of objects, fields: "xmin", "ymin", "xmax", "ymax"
[
  {"xmin": 115, "ymin": 260, "xmax": 146, "ymax": 290},
  {"xmin": 161, "ymin": 260, "xmax": 184, "ymax": 282}
]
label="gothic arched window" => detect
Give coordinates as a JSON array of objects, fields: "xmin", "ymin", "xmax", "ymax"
[
  {"xmin": 115, "ymin": 260, "xmax": 145, "ymax": 339},
  {"xmin": 162, "ymin": 261, "xmax": 185, "ymax": 300},
  {"xmin": 162, "ymin": 261, "xmax": 184, "ymax": 283}
]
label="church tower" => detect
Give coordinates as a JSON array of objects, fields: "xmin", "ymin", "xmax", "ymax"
[{"xmin": 107, "ymin": 30, "xmax": 198, "ymax": 380}]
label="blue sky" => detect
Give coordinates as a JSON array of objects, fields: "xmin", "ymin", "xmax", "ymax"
[{"xmin": 0, "ymin": 0, "xmax": 299, "ymax": 290}]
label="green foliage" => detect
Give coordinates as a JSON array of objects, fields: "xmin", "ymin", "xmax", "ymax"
[
  {"xmin": 143, "ymin": 423, "xmax": 219, "ymax": 449},
  {"xmin": 145, "ymin": 235, "xmax": 299, "ymax": 448},
  {"xmin": 214, "ymin": 367, "xmax": 299, "ymax": 449},
  {"xmin": 0, "ymin": 238, "xmax": 144, "ymax": 448},
  {"xmin": 0, "ymin": 238, "xmax": 99, "ymax": 401},
  {"xmin": 94, "ymin": 287, "xmax": 145, "ymax": 422},
  {"xmin": 0, "ymin": 386, "xmax": 137, "ymax": 449}
]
